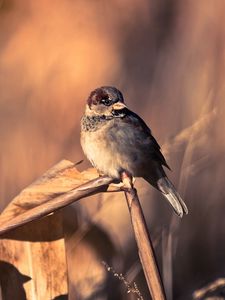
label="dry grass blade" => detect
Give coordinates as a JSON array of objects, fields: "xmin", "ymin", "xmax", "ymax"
[
  {"xmin": 193, "ymin": 278, "xmax": 225, "ymax": 299},
  {"xmin": 162, "ymin": 107, "xmax": 216, "ymax": 159},
  {"xmin": 161, "ymin": 106, "xmax": 217, "ymax": 300},
  {"xmin": 0, "ymin": 160, "xmax": 121, "ymax": 235}
]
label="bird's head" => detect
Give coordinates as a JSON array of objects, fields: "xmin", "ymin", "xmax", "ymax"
[{"xmin": 85, "ymin": 86, "xmax": 127, "ymax": 117}]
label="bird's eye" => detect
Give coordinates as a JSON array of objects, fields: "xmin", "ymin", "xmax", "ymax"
[{"xmin": 100, "ymin": 98, "xmax": 111, "ymax": 106}]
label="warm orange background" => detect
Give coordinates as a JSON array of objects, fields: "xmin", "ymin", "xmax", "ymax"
[{"xmin": 1, "ymin": 1, "xmax": 225, "ymax": 299}]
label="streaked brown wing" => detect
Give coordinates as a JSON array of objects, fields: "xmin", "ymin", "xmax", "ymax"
[{"xmin": 123, "ymin": 109, "xmax": 170, "ymax": 169}]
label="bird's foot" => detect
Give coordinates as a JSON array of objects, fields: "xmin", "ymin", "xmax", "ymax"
[{"xmin": 120, "ymin": 171, "xmax": 134, "ymax": 190}]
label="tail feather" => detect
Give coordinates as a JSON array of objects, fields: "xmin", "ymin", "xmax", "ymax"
[{"xmin": 157, "ymin": 177, "xmax": 188, "ymax": 217}]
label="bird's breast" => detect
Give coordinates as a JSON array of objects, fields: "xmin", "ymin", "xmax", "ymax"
[{"xmin": 80, "ymin": 118, "xmax": 148, "ymax": 179}]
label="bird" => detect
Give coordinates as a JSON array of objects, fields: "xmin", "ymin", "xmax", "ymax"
[{"xmin": 80, "ymin": 86, "xmax": 188, "ymax": 217}]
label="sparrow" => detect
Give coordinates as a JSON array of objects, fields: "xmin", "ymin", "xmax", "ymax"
[{"xmin": 80, "ymin": 86, "xmax": 188, "ymax": 217}]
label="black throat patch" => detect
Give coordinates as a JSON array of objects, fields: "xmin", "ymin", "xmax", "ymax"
[
  {"xmin": 81, "ymin": 110, "xmax": 127, "ymax": 132},
  {"xmin": 81, "ymin": 115, "xmax": 112, "ymax": 132}
]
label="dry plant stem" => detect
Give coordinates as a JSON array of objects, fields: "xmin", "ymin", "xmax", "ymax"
[
  {"xmin": 0, "ymin": 176, "xmax": 114, "ymax": 235},
  {"xmin": 123, "ymin": 176, "xmax": 166, "ymax": 300},
  {"xmin": 193, "ymin": 278, "xmax": 225, "ymax": 299}
]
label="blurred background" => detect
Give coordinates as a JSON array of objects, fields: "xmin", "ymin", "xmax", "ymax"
[{"xmin": 0, "ymin": 0, "xmax": 225, "ymax": 299}]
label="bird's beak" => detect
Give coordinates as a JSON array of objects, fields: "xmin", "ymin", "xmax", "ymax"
[{"xmin": 112, "ymin": 102, "xmax": 127, "ymax": 111}]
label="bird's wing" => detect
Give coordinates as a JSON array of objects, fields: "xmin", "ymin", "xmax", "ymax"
[{"xmin": 123, "ymin": 109, "xmax": 171, "ymax": 170}]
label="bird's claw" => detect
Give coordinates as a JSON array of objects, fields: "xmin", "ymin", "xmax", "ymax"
[{"xmin": 120, "ymin": 171, "xmax": 135, "ymax": 190}]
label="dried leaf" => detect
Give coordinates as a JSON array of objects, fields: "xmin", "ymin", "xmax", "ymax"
[{"xmin": 0, "ymin": 160, "xmax": 120, "ymax": 235}]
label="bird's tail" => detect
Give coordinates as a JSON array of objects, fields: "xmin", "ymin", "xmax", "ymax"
[{"xmin": 157, "ymin": 177, "xmax": 188, "ymax": 217}]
